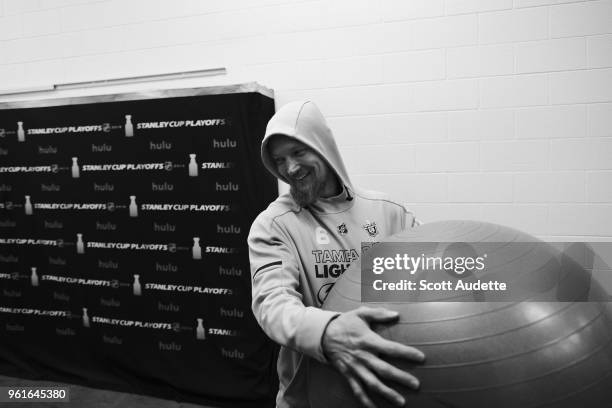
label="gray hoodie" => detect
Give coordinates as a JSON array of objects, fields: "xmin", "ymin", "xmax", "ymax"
[
  {"xmin": 261, "ymin": 100, "xmax": 353, "ymax": 194},
  {"xmin": 248, "ymin": 101, "xmax": 416, "ymax": 408}
]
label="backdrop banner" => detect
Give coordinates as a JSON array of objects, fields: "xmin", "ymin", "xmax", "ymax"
[{"xmin": 0, "ymin": 83, "xmax": 279, "ymax": 407}]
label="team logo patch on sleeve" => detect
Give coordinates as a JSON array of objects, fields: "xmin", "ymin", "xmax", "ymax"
[{"xmin": 362, "ymin": 220, "xmax": 379, "ymax": 237}]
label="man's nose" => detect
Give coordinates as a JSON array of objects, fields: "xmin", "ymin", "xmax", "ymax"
[{"xmin": 286, "ymin": 158, "xmax": 300, "ymax": 175}]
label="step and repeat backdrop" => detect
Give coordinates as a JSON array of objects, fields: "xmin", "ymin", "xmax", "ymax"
[{"xmin": 0, "ymin": 83, "xmax": 279, "ymax": 407}]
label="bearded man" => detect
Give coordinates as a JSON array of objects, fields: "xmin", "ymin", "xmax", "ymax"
[{"xmin": 248, "ymin": 101, "xmax": 424, "ymax": 408}]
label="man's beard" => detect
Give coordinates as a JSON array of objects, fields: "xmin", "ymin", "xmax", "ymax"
[{"xmin": 289, "ymin": 177, "xmax": 324, "ymax": 208}]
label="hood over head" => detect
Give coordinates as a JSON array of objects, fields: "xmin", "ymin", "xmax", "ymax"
[{"xmin": 261, "ymin": 101, "xmax": 353, "ymax": 193}]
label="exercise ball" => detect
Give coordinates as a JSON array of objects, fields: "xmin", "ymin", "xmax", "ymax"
[{"xmin": 308, "ymin": 220, "xmax": 612, "ymax": 408}]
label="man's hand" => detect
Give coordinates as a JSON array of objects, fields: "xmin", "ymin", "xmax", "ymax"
[{"xmin": 321, "ymin": 306, "xmax": 425, "ymax": 408}]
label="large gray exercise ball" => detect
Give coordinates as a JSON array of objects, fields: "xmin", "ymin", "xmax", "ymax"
[{"xmin": 308, "ymin": 220, "xmax": 612, "ymax": 408}]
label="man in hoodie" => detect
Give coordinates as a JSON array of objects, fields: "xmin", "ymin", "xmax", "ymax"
[{"xmin": 248, "ymin": 101, "xmax": 424, "ymax": 408}]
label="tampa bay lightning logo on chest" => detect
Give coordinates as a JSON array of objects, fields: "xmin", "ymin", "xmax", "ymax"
[{"xmin": 317, "ymin": 282, "xmax": 334, "ymax": 304}]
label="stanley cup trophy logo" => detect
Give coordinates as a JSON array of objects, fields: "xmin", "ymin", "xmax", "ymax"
[
  {"xmin": 71, "ymin": 157, "xmax": 80, "ymax": 178},
  {"xmin": 192, "ymin": 237, "xmax": 202, "ymax": 260},
  {"xmin": 124, "ymin": 115, "xmax": 134, "ymax": 137},
  {"xmin": 82, "ymin": 307, "xmax": 90, "ymax": 328},
  {"xmin": 17, "ymin": 121, "xmax": 25, "ymax": 142},
  {"xmin": 30, "ymin": 267, "xmax": 39, "ymax": 287},
  {"xmin": 188, "ymin": 153, "xmax": 198, "ymax": 177},
  {"xmin": 76, "ymin": 233, "xmax": 85, "ymax": 254},
  {"xmin": 129, "ymin": 195, "xmax": 138, "ymax": 217},
  {"xmin": 133, "ymin": 274, "xmax": 141, "ymax": 296},
  {"xmin": 196, "ymin": 318, "xmax": 205, "ymax": 340},
  {"xmin": 24, "ymin": 195, "xmax": 33, "ymax": 215}
]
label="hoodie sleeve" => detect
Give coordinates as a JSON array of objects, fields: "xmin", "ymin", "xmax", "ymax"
[{"xmin": 248, "ymin": 212, "xmax": 339, "ymax": 362}]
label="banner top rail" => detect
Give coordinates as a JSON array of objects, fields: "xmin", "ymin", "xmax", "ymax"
[{"xmin": 0, "ymin": 82, "xmax": 274, "ymax": 110}]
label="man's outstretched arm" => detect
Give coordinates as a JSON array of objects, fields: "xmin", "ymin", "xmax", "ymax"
[{"xmin": 248, "ymin": 213, "xmax": 339, "ymax": 361}]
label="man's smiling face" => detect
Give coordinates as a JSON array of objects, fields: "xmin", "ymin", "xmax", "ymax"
[{"xmin": 267, "ymin": 135, "xmax": 340, "ymax": 207}]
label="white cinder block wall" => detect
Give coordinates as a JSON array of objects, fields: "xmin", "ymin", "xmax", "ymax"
[{"xmin": 1, "ymin": 0, "xmax": 611, "ymax": 239}]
